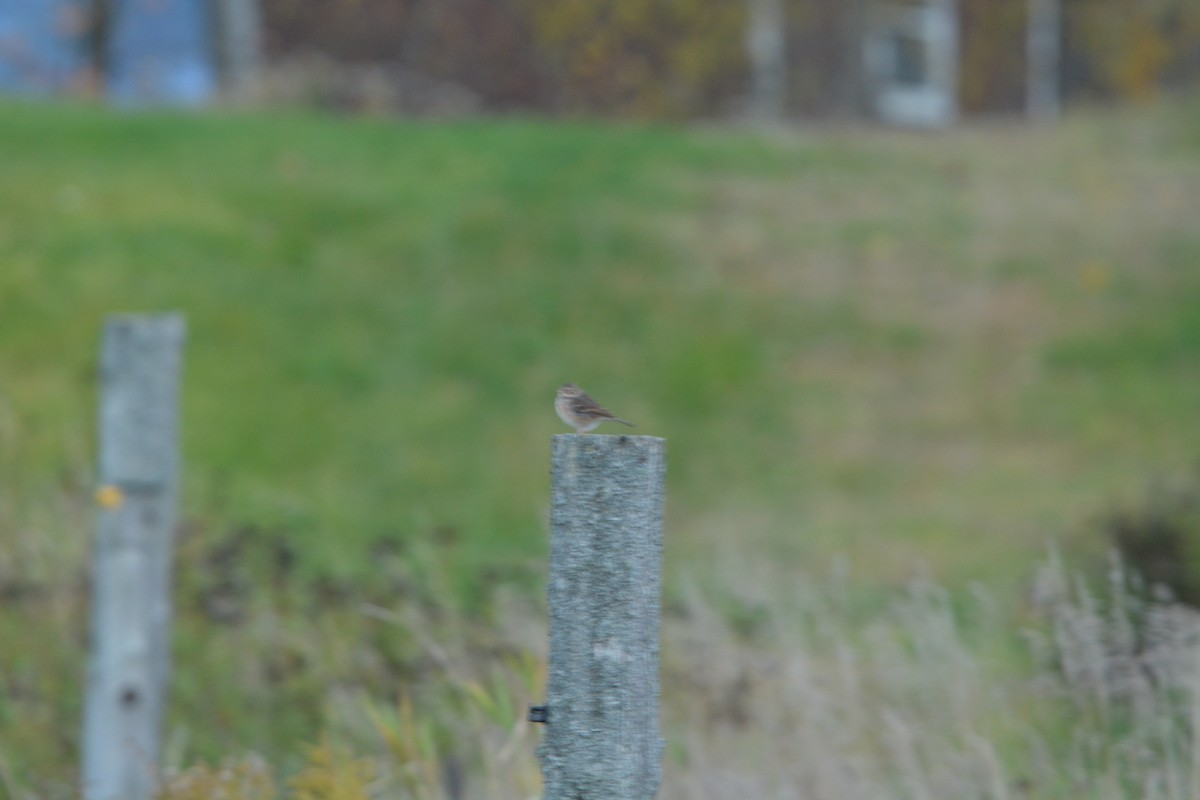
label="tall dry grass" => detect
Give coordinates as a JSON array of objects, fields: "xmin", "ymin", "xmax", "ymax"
[
  {"xmin": 139, "ymin": 549, "xmax": 1200, "ymax": 800},
  {"xmin": 660, "ymin": 550, "xmax": 1200, "ymax": 800}
]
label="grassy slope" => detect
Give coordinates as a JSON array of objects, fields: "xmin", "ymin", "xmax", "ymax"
[{"xmin": 1, "ymin": 97, "xmax": 1198, "ymax": 791}]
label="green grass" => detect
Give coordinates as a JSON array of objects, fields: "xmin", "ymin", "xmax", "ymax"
[
  {"xmin": 1, "ymin": 96, "xmax": 1199, "ymax": 795},
  {"xmin": 0, "ymin": 106, "xmax": 806, "ymax": 586}
]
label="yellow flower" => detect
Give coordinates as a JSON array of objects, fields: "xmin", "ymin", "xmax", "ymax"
[{"xmin": 95, "ymin": 485, "xmax": 124, "ymax": 509}]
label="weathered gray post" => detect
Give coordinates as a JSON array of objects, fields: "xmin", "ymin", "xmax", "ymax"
[
  {"xmin": 83, "ymin": 314, "xmax": 185, "ymax": 800},
  {"xmin": 537, "ymin": 434, "xmax": 667, "ymax": 800}
]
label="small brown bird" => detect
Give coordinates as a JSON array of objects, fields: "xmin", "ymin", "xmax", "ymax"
[{"xmin": 555, "ymin": 383, "xmax": 635, "ymax": 434}]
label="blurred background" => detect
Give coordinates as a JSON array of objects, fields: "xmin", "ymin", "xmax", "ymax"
[
  {"xmin": 1, "ymin": 1, "xmax": 1200, "ymax": 799},
  {"xmin": 3, "ymin": 0, "xmax": 1200, "ymax": 119}
]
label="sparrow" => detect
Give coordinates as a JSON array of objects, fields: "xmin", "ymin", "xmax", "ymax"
[{"xmin": 555, "ymin": 383, "xmax": 635, "ymax": 434}]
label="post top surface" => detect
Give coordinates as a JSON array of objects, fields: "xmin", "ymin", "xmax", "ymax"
[
  {"xmin": 552, "ymin": 433, "xmax": 665, "ymax": 443},
  {"xmin": 104, "ymin": 312, "xmax": 187, "ymax": 335}
]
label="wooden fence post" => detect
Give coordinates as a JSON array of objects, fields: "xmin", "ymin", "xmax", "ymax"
[
  {"xmin": 82, "ymin": 314, "xmax": 186, "ymax": 800},
  {"xmin": 536, "ymin": 434, "xmax": 667, "ymax": 800}
]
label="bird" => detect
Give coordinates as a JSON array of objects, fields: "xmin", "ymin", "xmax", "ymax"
[{"xmin": 555, "ymin": 383, "xmax": 635, "ymax": 434}]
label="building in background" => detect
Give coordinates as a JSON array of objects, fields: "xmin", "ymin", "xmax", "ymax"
[{"xmin": 864, "ymin": 0, "xmax": 959, "ymax": 127}]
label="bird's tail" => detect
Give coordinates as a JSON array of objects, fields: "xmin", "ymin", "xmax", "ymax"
[{"xmin": 614, "ymin": 418, "xmax": 635, "ymax": 427}]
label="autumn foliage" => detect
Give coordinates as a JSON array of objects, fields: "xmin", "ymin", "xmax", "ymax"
[{"xmin": 255, "ymin": 0, "xmax": 1200, "ymax": 118}]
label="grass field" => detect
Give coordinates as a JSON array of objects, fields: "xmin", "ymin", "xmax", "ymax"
[{"xmin": 1, "ymin": 95, "xmax": 1199, "ymax": 797}]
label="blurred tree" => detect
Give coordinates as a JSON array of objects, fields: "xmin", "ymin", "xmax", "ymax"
[
  {"xmin": 248, "ymin": 0, "xmax": 1200, "ymax": 118},
  {"xmin": 1070, "ymin": 0, "xmax": 1163, "ymax": 101},
  {"xmin": 746, "ymin": 0, "xmax": 786, "ymax": 119},
  {"xmin": 1027, "ymin": 0, "xmax": 1061, "ymax": 118},
  {"xmin": 402, "ymin": 0, "xmax": 547, "ymax": 109},
  {"xmin": 213, "ymin": 0, "xmax": 263, "ymax": 97},
  {"xmin": 959, "ymin": 0, "xmax": 1026, "ymax": 113},
  {"xmin": 260, "ymin": 0, "xmax": 546, "ymax": 109},
  {"xmin": 788, "ymin": 0, "xmax": 859, "ymax": 116},
  {"xmin": 1066, "ymin": 0, "xmax": 1200, "ymax": 101},
  {"xmin": 520, "ymin": 0, "xmax": 747, "ymax": 118}
]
